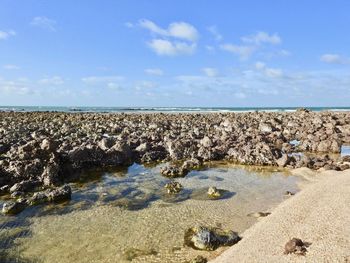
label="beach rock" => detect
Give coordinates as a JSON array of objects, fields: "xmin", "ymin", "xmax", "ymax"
[
  {"xmin": 184, "ymin": 226, "xmax": 240, "ymax": 251},
  {"xmin": 46, "ymin": 185, "xmax": 72, "ymax": 202},
  {"xmin": 284, "ymin": 238, "xmax": 309, "ymax": 255},
  {"xmin": 160, "ymin": 165, "xmax": 188, "ymax": 178},
  {"xmin": 28, "ymin": 191, "xmax": 49, "ymax": 205},
  {"xmin": 276, "ymin": 154, "xmax": 290, "ymax": 167},
  {"xmin": 2, "ymin": 199, "xmax": 28, "ymax": 215},
  {"xmin": 164, "ymin": 181, "xmax": 183, "ymax": 194},
  {"xmin": 10, "ymin": 180, "xmax": 39, "ymax": 193},
  {"xmin": 187, "ymin": 256, "xmax": 208, "ymax": 263},
  {"xmin": 207, "ymin": 187, "xmax": 221, "ymax": 198},
  {"xmin": 40, "ymin": 138, "xmax": 59, "ymax": 152}
]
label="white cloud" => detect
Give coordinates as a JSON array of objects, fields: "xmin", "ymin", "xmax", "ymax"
[
  {"xmin": 0, "ymin": 30, "xmax": 16, "ymax": 40},
  {"xmin": 39, "ymin": 76, "xmax": 64, "ymax": 85},
  {"xmin": 31, "ymin": 17, "xmax": 57, "ymax": 31},
  {"xmin": 207, "ymin": 26, "xmax": 222, "ymax": 41},
  {"xmin": 82, "ymin": 76, "xmax": 124, "ymax": 84},
  {"xmin": 254, "ymin": 61, "xmax": 283, "ymax": 78},
  {"xmin": 139, "ymin": 19, "xmax": 198, "ymax": 42},
  {"xmin": 0, "ymin": 78, "xmax": 33, "ymax": 95},
  {"xmin": 3, "ymin": 64, "xmax": 20, "ymax": 70},
  {"xmin": 145, "ymin": 68, "xmax": 164, "ymax": 76},
  {"xmin": 148, "ymin": 39, "xmax": 196, "ymax": 56},
  {"xmin": 320, "ymin": 54, "xmax": 349, "ymax": 64},
  {"xmin": 241, "ymin": 31, "xmax": 281, "ymax": 45},
  {"xmin": 202, "ymin": 67, "xmax": 219, "ymax": 77},
  {"xmin": 220, "ymin": 44, "xmax": 256, "ymax": 59}
]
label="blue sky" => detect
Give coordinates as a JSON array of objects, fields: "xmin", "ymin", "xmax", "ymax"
[{"xmin": 0, "ymin": 0, "xmax": 350, "ymax": 107}]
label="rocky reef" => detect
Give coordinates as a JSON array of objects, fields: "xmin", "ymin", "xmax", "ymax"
[{"xmin": 1, "ymin": 110, "xmax": 350, "ymax": 213}]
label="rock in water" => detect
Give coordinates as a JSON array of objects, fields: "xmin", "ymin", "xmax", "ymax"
[
  {"xmin": 46, "ymin": 185, "xmax": 72, "ymax": 202},
  {"xmin": 164, "ymin": 181, "xmax": 183, "ymax": 194},
  {"xmin": 184, "ymin": 226, "xmax": 240, "ymax": 251},
  {"xmin": 207, "ymin": 186, "xmax": 222, "ymax": 198},
  {"xmin": 2, "ymin": 198, "xmax": 28, "ymax": 215}
]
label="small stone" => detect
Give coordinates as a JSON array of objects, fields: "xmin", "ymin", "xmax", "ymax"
[
  {"xmin": 284, "ymin": 191, "xmax": 295, "ymax": 196},
  {"xmin": 247, "ymin": 212, "xmax": 271, "ymax": 218},
  {"xmin": 207, "ymin": 187, "xmax": 221, "ymax": 198},
  {"xmin": 284, "ymin": 238, "xmax": 309, "ymax": 255}
]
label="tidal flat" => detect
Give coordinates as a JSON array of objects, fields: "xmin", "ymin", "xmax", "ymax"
[{"xmin": 0, "ymin": 163, "xmax": 300, "ymax": 263}]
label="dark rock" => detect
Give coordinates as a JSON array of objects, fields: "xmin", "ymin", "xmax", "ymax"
[
  {"xmin": 46, "ymin": 185, "xmax": 72, "ymax": 202},
  {"xmin": 184, "ymin": 226, "xmax": 240, "ymax": 251},
  {"xmin": 2, "ymin": 199, "xmax": 28, "ymax": 215},
  {"xmin": 284, "ymin": 238, "xmax": 310, "ymax": 255},
  {"xmin": 160, "ymin": 165, "xmax": 188, "ymax": 178}
]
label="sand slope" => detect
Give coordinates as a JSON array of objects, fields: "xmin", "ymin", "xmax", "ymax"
[{"xmin": 211, "ymin": 169, "xmax": 350, "ymax": 263}]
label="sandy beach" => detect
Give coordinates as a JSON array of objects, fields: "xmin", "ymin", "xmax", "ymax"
[{"xmin": 211, "ymin": 168, "xmax": 350, "ymax": 263}]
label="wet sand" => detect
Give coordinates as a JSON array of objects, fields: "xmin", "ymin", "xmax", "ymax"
[{"xmin": 211, "ymin": 168, "xmax": 350, "ymax": 263}]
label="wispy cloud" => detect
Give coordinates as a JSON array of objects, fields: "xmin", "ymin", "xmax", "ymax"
[
  {"xmin": 0, "ymin": 30, "xmax": 16, "ymax": 40},
  {"xmin": 320, "ymin": 54, "xmax": 349, "ymax": 65},
  {"xmin": 38, "ymin": 76, "xmax": 64, "ymax": 85},
  {"xmin": 3, "ymin": 64, "xmax": 20, "ymax": 70},
  {"xmin": 139, "ymin": 19, "xmax": 199, "ymax": 42},
  {"xmin": 82, "ymin": 76, "xmax": 124, "ymax": 84},
  {"xmin": 220, "ymin": 44, "xmax": 256, "ymax": 60},
  {"xmin": 145, "ymin": 68, "xmax": 164, "ymax": 76},
  {"xmin": 241, "ymin": 31, "xmax": 281, "ymax": 45},
  {"xmin": 31, "ymin": 16, "xmax": 57, "ymax": 31},
  {"xmin": 148, "ymin": 39, "xmax": 196, "ymax": 56},
  {"xmin": 202, "ymin": 67, "xmax": 219, "ymax": 77},
  {"xmin": 207, "ymin": 26, "xmax": 223, "ymax": 41}
]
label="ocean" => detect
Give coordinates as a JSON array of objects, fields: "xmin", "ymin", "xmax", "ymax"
[{"xmin": 1, "ymin": 106, "xmax": 350, "ymax": 113}]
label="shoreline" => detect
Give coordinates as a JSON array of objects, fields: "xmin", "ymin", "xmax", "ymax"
[{"xmin": 210, "ymin": 168, "xmax": 350, "ymax": 263}]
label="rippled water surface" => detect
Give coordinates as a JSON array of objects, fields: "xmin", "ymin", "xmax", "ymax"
[{"xmin": 0, "ymin": 163, "xmax": 301, "ymax": 263}]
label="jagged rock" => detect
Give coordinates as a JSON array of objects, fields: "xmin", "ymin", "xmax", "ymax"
[
  {"xmin": 184, "ymin": 226, "xmax": 240, "ymax": 251},
  {"xmin": 10, "ymin": 180, "xmax": 39, "ymax": 193},
  {"xmin": 160, "ymin": 165, "xmax": 188, "ymax": 178},
  {"xmin": 207, "ymin": 187, "xmax": 221, "ymax": 198},
  {"xmin": 2, "ymin": 199, "xmax": 28, "ymax": 215},
  {"xmin": 46, "ymin": 185, "xmax": 72, "ymax": 202},
  {"xmin": 164, "ymin": 181, "xmax": 183, "ymax": 194},
  {"xmin": 276, "ymin": 154, "xmax": 290, "ymax": 167}
]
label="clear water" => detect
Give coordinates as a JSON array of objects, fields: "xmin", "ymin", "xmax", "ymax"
[{"xmin": 0, "ymin": 163, "xmax": 301, "ymax": 263}]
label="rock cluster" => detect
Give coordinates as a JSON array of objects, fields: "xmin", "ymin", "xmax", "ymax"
[{"xmin": 0, "ymin": 110, "xmax": 349, "ymax": 203}]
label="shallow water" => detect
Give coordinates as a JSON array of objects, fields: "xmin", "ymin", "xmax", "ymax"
[{"xmin": 0, "ymin": 163, "xmax": 300, "ymax": 263}]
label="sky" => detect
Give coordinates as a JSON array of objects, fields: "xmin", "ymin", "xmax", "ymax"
[{"xmin": 0, "ymin": 0, "xmax": 350, "ymax": 107}]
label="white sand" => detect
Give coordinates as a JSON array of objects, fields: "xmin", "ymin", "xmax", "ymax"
[{"xmin": 211, "ymin": 169, "xmax": 350, "ymax": 263}]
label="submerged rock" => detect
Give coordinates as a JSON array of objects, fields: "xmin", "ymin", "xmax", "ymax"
[
  {"xmin": 184, "ymin": 226, "xmax": 240, "ymax": 251},
  {"xmin": 46, "ymin": 185, "xmax": 72, "ymax": 202},
  {"xmin": 164, "ymin": 181, "xmax": 183, "ymax": 194},
  {"xmin": 2, "ymin": 198, "xmax": 28, "ymax": 215}
]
